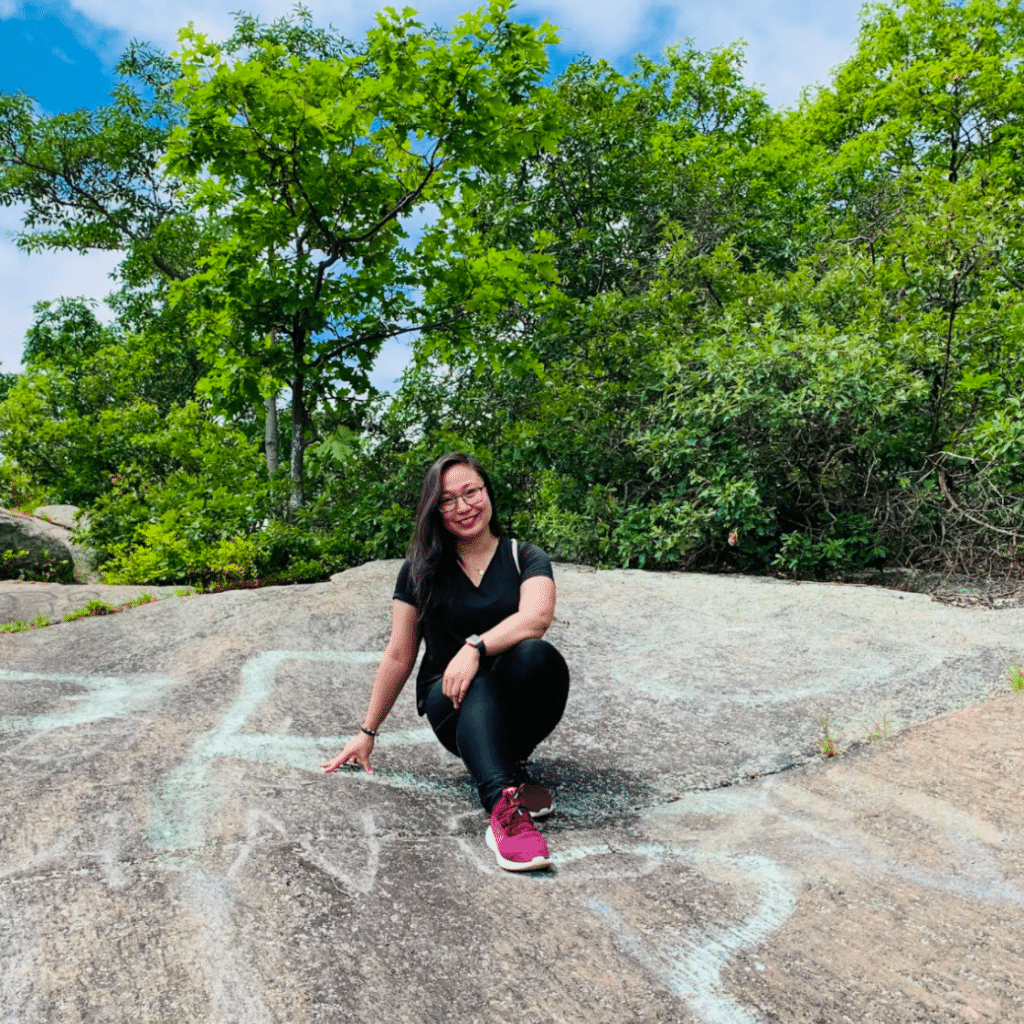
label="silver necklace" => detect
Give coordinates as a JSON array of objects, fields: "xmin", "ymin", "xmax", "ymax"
[{"xmin": 466, "ymin": 556, "xmax": 490, "ymax": 576}]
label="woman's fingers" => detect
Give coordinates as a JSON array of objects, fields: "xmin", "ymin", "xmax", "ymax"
[
  {"xmin": 444, "ymin": 671, "xmax": 471, "ymax": 709},
  {"xmin": 321, "ymin": 736, "xmax": 374, "ymax": 773},
  {"xmin": 320, "ymin": 752, "xmax": 372, "ymax": 773},
  {"xmin": 352, "ymin": 750, "xmax": 374, "ymax": 773},
  {"xmin": 443, "ymin": 673, "xmax": 462, "ymax": 702},
  {"xmin": 443, "ymin": 645, "xmax": 479, "ymax": 706}
]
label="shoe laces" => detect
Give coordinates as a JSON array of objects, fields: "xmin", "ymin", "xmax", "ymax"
[{"xmin": 495, "ymin": 785, "xmax": 535, "ymax": 835}]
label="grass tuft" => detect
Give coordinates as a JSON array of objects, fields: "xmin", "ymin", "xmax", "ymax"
[
  {"xmin": 817, "ymin": 715, "xmax": 843, "ymax": 758},
  {"xmin": 863, "ymin": 713, "xmax": 893, "ymax": 742},
  {"xmin": 3, "ymin": 593, "xmax": 160, "ymax": 629},
  {"xmin": 64, "ymin": 599, "xmax": 119, "ymax": 622},
  {"xmin": 1010, "ymin": 660, "xmax": 1024, "ymax": 691}
]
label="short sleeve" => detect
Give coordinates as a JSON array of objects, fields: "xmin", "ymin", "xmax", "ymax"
[
  {"xmin": 515, "ymin": 541, "xmax": 553, "ymax": 582},
  {"xmin": 393, "ymin": 561, "xmax": 418, "ymax": 606}
]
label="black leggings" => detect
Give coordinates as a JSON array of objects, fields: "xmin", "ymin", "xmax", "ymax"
[{"xmin": 423, "ymin": 638, "xmax": 569, "ymax": 813}]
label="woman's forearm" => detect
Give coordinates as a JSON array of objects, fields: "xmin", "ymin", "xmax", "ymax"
[
  {"xmin": 362, "ymin": 652, "xmax": 414, "ymax": 733},
  {"xmin": 478, "ymin": 610, "xmax": 551, "ymax": 657},
  {"xmin": 477, "ymin": 576, "xmax": 555, "ymax": 657}
]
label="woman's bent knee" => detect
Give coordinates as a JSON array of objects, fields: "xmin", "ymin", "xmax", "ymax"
[
  {"xmin": 501, "ymin": 638, "xmax": 567, "ymax": 674},
  {"xmin": 495, "ymin": 638, "xmax": 569, "ymax": 700}
]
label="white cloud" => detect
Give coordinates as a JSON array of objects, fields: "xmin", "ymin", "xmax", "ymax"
[
  {"xmin": 49, "ymin": 0, "xmax": 582, "ymax": 89},
  {"xmin": 369, "ymin": 336, "xmax": 414, "ymax": 393},
  {"xmin": 656, "ymin": 0, "xmax": 862, "ymax": 107},
  {"xmin": 516, "ymin": 0, "xmax": 664, "ymax": 56},
  {"xmin": 56, "ymin": 0, "xmax": 864, "ymax": 108},
  {"xmin": 0, "ymin": 207, "xmax": 120, "ymax": 373},
  {"xmin": 60, "ymin": 0, "xmax": 465, "ymax": 56},
  {"xmin": 746, "ymin": 24, "xmax": 857, "ymax": 107},
  {"xmin": 0, "ymin": 0, "xmax": 22, "ymax": 20}
]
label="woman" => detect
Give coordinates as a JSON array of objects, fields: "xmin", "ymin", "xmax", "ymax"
[{"xmin": 321, "ymin": 452, "xmax": 570, "ymax": 872}]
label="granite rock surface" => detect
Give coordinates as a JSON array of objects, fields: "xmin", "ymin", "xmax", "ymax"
[{"xmin": 1, "ymin": 562, "xmax": 1021, "ymax": 1023}]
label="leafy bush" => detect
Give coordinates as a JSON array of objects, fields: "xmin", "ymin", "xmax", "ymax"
[
  {"xmin": 0, "ymin": 462, "xmax": 49, "ymax": 512},
  {"xmin": 79, "ymin": 404, "xmax": 275, "ymax": 586},
  {"xmin": 0, "ymin": 546, "xmax": 75, "ymax": 583}
]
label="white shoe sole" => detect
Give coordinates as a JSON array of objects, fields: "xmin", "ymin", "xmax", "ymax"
[{"xmin": 485, "ymin": 825, "xmax": 552, "ymax": 872}]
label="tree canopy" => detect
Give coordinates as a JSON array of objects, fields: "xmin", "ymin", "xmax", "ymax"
[{"xmin": 1, "ymin": 0, "xmax": 1022, "ymax": 587}]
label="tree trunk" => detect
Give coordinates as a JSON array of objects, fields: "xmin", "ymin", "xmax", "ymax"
[
  {"xmin": 288, "ymin": 372, "xmax": 306, "ymax": 518},
  {"xmin": 264, "ymin": 394, "xmax": 279, "ymax": 475}
]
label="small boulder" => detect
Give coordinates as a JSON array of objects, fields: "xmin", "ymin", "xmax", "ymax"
[
  {"xmin": 0, "ymin": 507, "xmax": 98, "ymax": 583},
  {"xmin": 33, "ymin": 504, "xmax": 83, "ymax": 530}
]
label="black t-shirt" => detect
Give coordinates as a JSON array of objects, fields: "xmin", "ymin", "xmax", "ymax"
[{"xmin": 393, "ymin": 537, "xmax": 553, "ymax": 713}]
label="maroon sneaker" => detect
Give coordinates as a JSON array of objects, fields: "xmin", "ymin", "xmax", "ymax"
[
  {"xmin": 512, "ymin": 762, "xmax": 553, "ymax": 819},
  {"xmin": 485, "ymin": 785, "xmax": 552, "ymax": 872}
]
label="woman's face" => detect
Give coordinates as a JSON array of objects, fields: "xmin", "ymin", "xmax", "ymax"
[{"xmin": 438, "ymin": 464, "xmax": 492, "ymax": 541}]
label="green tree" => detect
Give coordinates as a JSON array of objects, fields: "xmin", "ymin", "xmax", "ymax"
[
  {"xmin": 167, "ymin": 2, "xmax": 562, "ymax": 512},
  {"xmin": 0, "ymin": 44, "xmax": 197, "ymax": 281},
  {"xmin": 449, "ymin": 43, "xmax": 793, "ymax": 352},
  {"xmin": 388, "ymin": 44, "xmax": 810, "ymax": 554},
  {"xmin": 0, "ymin": 297, "xmax": 204, "ymax": 505},
  {"xmin": 803, "ymin": 0, "xmax": 1024, "ymax": 186},
  {"xmin": 384, "ymin": 9, "xmax": 1024, "ymax": 578}
]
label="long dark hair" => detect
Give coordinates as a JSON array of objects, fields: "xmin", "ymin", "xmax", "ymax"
[{"xmin": 407, "ymin": 451, "xmax": 502, "ymax": 613}]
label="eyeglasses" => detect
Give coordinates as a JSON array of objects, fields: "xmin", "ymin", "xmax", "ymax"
[{"xmin": 438, "ymin": 485, "xmax": 486, "ymax": 513}]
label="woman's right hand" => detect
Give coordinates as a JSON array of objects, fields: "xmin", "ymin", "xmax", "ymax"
[{"xmin": 320, "ymin": 731, "xmax": 375, "ymax": 774}]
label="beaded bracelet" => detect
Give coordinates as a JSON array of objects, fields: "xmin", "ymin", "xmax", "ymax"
[{"xmin": 360, "ymin": 726, "xmax": 378, "ymax": 738}]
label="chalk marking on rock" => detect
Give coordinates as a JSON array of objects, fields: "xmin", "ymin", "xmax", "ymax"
[
  {"xmin": 760, "ymin": 778, "xmax": 1024, "ymax": 912},
  {"xmin": 298, "ymin": 809, "xmax": 381, "ymax": 895},
  {"xmin": 651, "ymin": 787, "xmax": 762, "ymax": 818},
  {"xmin": 447, "ymin": 809, "xmax": 483, "ymax": 834},
  {"xmin": 89, "ymin": 810, "xmax": 130, "ymax": 891},
  {"xmin": 227, "ymin": 807, "xmax": 288, "ymax": 879},
  {"xmin": 0, "ymin": 670, "xmax": 144, "ymax": 685},
  {"xmin": 0, "ymin": 831, "xmax": 74, "ymax": 883},
  {"xmin": 895, "ymin": 856, "xmax": 1024, "ymax": 909},
  {"xmin": 176, "ymin": 866, "xmax": 276, "ymax": 1024},
  {"xmin": 0, "ymin": 669, "xmax": 179, "ymax": 735},
  {"xmin": 588, "ymin": 850, "xmax": 795, "ymax": 1024},
  {"xmin": 226, "ymin": 804, "xmax": 382, "ymax": 895},
  {"xmin": 207, "ymin": 727, "xmax": 436, "ymax": 765},
  {"xmin": 337, "ymin": 768, "xmax": 470, "ymax": 799},
  {"xmin": 220, "ymin": 650, "xmax": 379, "ymax": 737},
  {"xmin": 804, "ymin": 808, "xmax": 1024, "ymax": 911},
  {"xmin": 149, "ymin": 650, "xmax": 379, "ymax": 850},
  {"xmin": 455, "ymin": 835, "xmax": 496, "ymax": 874},
  {"xmin": 668, "ymin": 853, "xmax": 796, "ymax": 1024},
  {"xmin": 552, "ymin": 843, "xmax": 616, "ymax": 864},
  {"xmin": 628, "ymin": 671, "xmax": 888, "ymax": 706},
  {"xmin": 553, "ymin": 840, "xmax": 688, "ymax": 867},
  {"xmin": 149, "ymin": 650, "xmax": 447, "ymax": 853}
]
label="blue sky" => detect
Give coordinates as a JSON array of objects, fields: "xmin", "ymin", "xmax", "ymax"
[{"xmin": 0, "ymin": 0, "xmax": 868, "ymax": 387}]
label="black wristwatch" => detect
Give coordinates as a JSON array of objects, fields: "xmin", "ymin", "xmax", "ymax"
[{"xmin": 465, "ymin": 634, "xmax": 487, "ymax": 656}]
